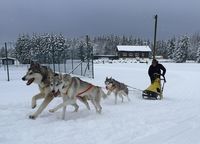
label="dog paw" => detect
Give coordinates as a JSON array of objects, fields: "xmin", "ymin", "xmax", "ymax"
[
  {"xmin": 29, "ymin": 115, "xmax": 36, "ymax": 120},
  {"xmin": 96, "ymin": 110, "xmax": 102, "ymax": 114},
  {"xmin": 73, "ymin": 108, "xmax": 79, "ymax": 112},
  {"xmin": 32, "ymin": 104, "xmax": 36, "ymax": 109},
  {"xmin": 49, "ymin": 109, "xmax": 55, "ymax": 113},
  {"xmin": 72, "ymin": 105, "xmax": 79, "ymax": 112}
]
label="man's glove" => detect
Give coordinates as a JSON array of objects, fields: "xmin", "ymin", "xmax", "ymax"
[{"xmin": 160, "ymin": 73, "xmax": 166, "ymax": 82}]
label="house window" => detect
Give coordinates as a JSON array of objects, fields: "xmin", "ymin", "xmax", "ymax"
[
  {"xmin": 129, "ymin": 53, "xmax": 133, "ymax": 57},
  {"xmin": 122, "ymin": 52, "xmax": 127, "ymax": 57},
  {"xmin": 141, "ymin": 53, "xmax": 145, "ymax": 58},
  {"xmin": 135, "ymin": 53, "xmax": 139, "ymax": 57}
]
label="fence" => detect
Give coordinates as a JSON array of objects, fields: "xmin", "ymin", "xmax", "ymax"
[
  {"xmin": 0, "ymin": 35, "xmax": 94, "ymax": 81},
  {"xmin": 43, "ymin": 59, "xmax": 94, "ymax": 78}
]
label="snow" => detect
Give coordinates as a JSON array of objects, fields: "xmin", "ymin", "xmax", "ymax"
[
  {"xmin": 117, "ymin": 45, "xmax": 151, "ymax": 52},
  {"xmin": 1, "ymin": 62, "xmax": 200, "ymax": 144}
]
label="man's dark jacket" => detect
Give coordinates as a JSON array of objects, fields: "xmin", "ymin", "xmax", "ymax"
[{"xmin": 148, "ymin": 63, "xmax": 166, "ymax": 82}]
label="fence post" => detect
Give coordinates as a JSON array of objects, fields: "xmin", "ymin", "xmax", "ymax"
[
  {"xmin": 91, "ymin": 46, "xmax": 94, "ymax": 78},
  {"xmin": 86, "ymin": 35, "xmax": 90, "ymax": 70},
  {"xmin": 71, "ymin": 49, "xmax": 74, "ymax": 74},
  {"xmin": 52, "ymin": 38, "xmax": 56, "ymax": 74},
  {"xmin": 64, "ymin": 58, "xmax": 67, "ymax": 73},
  {"xmin": 5, "ymin": 42, "xmax": 10, "ymax": 81},
  {"xmin": 81, "ymin": 62, "xmax": 83, "ymax": 76}
]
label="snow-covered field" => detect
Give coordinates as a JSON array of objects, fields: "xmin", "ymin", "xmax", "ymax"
[{"xmin": 1, "ymin": 62, "xmax": 200, "ymax": 144}]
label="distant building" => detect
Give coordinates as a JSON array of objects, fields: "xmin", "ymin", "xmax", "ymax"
[
  {"xmin": 116, "ymin": 45, "xmax": 151, "ymax": 58},
  {"xmin": 0, "ymin": 57, "xmax": 19, "ymax": 65},
  {"xmin": 93, "ymin": 55, "xmax": 118, "ymax": 60}
]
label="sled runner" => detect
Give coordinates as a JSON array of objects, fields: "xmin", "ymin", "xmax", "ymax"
[{"xmin": 142, "ymin": 74, "xmax": 166, "ymax": 100}]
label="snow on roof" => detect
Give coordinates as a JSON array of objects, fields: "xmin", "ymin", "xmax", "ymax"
[
  {"xmin": 0, "ymin": 57, "xmax": 17, "ymax": 60},
  {"xmin": 117, "ymin": 45, "xmax": 151, "ymax": 52}
]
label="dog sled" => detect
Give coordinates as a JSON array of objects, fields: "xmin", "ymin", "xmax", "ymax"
[{"xmin": 142, "ymin": 74, "xmax": 166, "ymax": 100}]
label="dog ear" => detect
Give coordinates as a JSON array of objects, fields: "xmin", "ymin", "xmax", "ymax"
[
  {"xmin": 35, "ymin": 63, "xmax": 40, "ymax": 68},
  {"xmin": 63, "ymin": 74, "xmax": 70, "ymax": 79},
  {"xmin": 30, "ymin": 61, "xmax": 40, "ymax": 68},
  {"xmin": 30, "ymin": 61, "xmax": 35, "ymax": 67}
]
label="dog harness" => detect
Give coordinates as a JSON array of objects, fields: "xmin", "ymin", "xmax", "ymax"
[
  {"xmin": 76, "ymin": 84, "xmax": 94, "ymax": 97},
  {"xmin": 64, "ymin": 79, "xmax": 94, "ymax": 97},
  {"xmin": 63, "ymin": 79, "xmax": 74, "ymax": 95}
]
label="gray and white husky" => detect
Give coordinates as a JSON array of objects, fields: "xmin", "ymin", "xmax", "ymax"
[
  {"xmin": 22, "ymin": 61, "xmax": 56, "ymax": 119},
  {"xmin": 50, "ymin": 73, "xmax": 91, "ymax": 119},
  {"xmin": 22, "ymin": 61, "xmax": 89, "ymax": 119},
  {"xmin": 49, "ymin": 74, "xmax": 107, "ymax": 119},
  {"xmin": 105, "ymin": 77, "xmax": 130, "ymax": 104}
]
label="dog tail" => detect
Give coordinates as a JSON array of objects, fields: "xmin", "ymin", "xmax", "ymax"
[{"xmin": 99, "ymin": 87, "xmax": 107, "ymax": 99}]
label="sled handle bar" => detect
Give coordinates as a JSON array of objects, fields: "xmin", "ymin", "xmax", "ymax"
[{"xmin": 161, "ymin": 75, "xmax": 166, "ymax": 83}]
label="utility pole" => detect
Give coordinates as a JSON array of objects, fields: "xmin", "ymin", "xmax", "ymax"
[
  {"xmin": 71, "ymin": 48, "xmax": 74, "ymax": 74},
  {"xmin": 86, "ymin": 35, "xmax": 90, "ymax": 70},
  {"xmin": 153, "ymin": 14, "xmax": 158, "ymax": 59},
  {"xmin": 5, "ymin": 42, "xmax": 10, "ymax": 81},
  {"xmin": 52, "ymin": 39, "xmax": 55, "ymax": 74}
]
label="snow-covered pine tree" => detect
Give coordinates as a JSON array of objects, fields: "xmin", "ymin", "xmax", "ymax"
[
  {"xmin": 167, "ymin": 37, "xmax": 176, "ymax": 59},
  {"xmin": 31, "ymin": 34, "xmax": 46, "ymax": 63},
  {"xmin": 173, "ymin": 35, "xmax": 189, "ymax": 63},
  {"xmin": 76, "ymin": 40, "xmax": 86, "ymax": 62},
  {"xmin": 196, "ymin": 42, "xmax": 200, "ymax": 63},
  {"xmin": 55, "ymin": 34, "xmax": 66, "ymax": 63},
  {"xmin": 189, "ymin": 33, "xmax": 200, "ymax": 60},
  {"xmin": 0, "ymin": 46, "xmax": 6, "ymax": 58},
  {"xmin": 156, "ymin": 40, "xmax": 168, "ymax": 58},
  {"xmin": 15, "ymin": 34, "xmax": 31, "ymax": 64}
]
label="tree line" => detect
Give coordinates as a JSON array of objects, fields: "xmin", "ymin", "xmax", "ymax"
[{"xmin": 1, "ymin": 33, "xmax": 200, "ymax": 63}]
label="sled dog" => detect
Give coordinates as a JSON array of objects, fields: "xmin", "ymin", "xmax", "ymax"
[
  {"xmin": 49, "ymin": 74, "xmax": 107, "ymax": 119},
  {"xmin": 22, "ymin": 61, "xmax": 56, "ymax": 119},
  {"xmin": 50, "ymin": 73, "xmax": 91, "ymax": 119},
  {"xmin": 105, "ymin": 77, "xmax": 130, "ymax": 104},
  {"xmin": 22, "ymin": 62, "xmax": 88, "ymax": 119}
]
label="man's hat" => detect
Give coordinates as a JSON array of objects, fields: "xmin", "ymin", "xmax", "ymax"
[{"xmin": 152, "ymin": 59, "xmax": 158, "ymax": 64}]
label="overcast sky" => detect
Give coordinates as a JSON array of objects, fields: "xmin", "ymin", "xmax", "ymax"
[{"xmin": 0, "ymin": 0, "xmax": 200, "ymax": 42}]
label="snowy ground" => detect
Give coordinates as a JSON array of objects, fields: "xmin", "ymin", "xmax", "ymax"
[{"xmin": 1, "ymin": 62, "xmax": 200, "ymax": 144}]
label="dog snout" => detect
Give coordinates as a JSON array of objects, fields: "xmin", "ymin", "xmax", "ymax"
[
  {"xmin": 22, "ymin": 76, "xmax": 26, "ymax": 81},
  {"xmin": 52, "ymin": 90, "xmax": 55, "ymax": 93}
]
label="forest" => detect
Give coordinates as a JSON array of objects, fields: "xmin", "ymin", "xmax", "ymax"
[{"xmin": 1, "ymin": 33, "xmax": 200, "ymax": 63}]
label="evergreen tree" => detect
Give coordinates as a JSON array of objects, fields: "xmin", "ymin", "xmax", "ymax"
[
  {"xmin": 31, "ymin": 34, "xmax": 46, "ymax": 63},
  {"xmin": 173, "ymin": 35, "xmax": 189, "ymax": 63},
  {"xmin": 196, "ymin": 42, "xmax": 200, "ymax": 63},
  {"xmin": 76, "ymin": 40, "xmax": 86, "ymax": 61},
  {"xmin": 15, "ymin": 34, "xmax": 31, "ymax": 64},
  {"xmin": 54, "ymin": 34, "xmax": 66, "ymax": 63},
  {"xmin": 167, "ymin": 37, "xmax": 176, "ymax": 59},
  {"xmin": 0, "ymin": 47, "xmax": 5, "ymax": 57}
]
